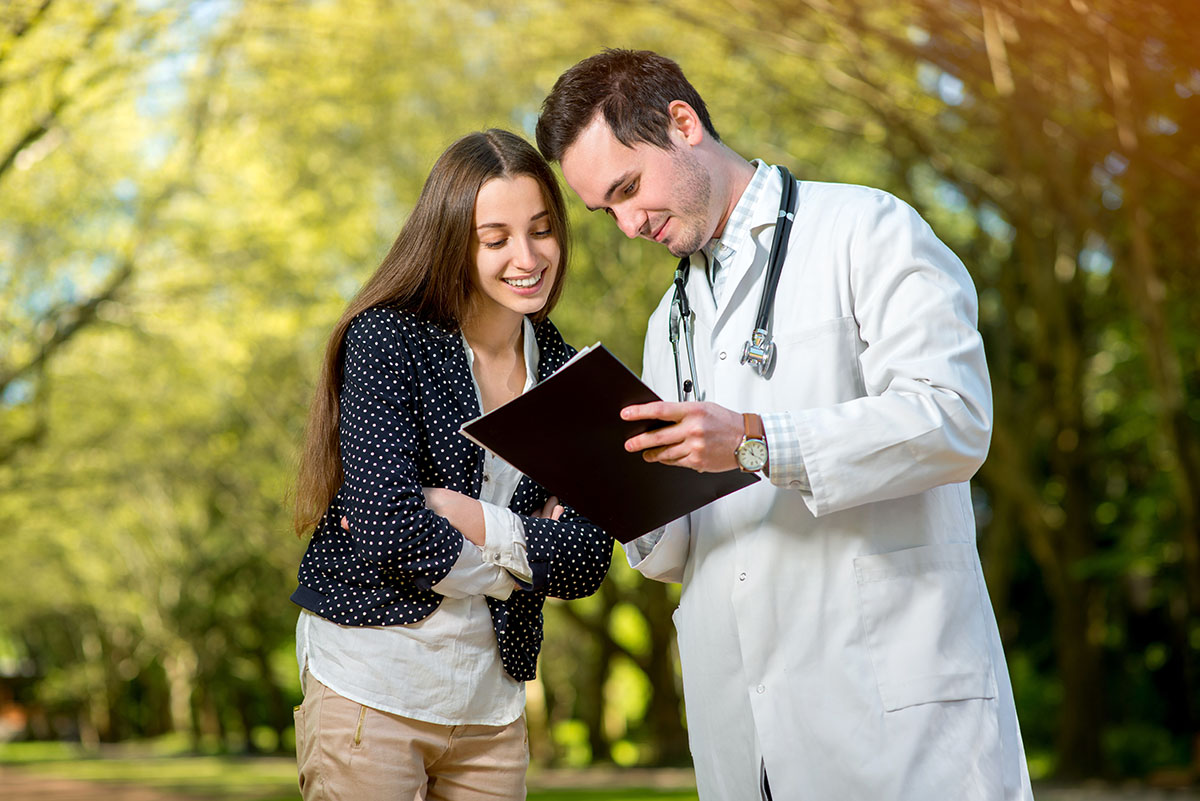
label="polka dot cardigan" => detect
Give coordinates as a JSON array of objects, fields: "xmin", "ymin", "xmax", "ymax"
[{"xmin": 291, "ymin": 307, "xmax": 613, "ymax": 682}]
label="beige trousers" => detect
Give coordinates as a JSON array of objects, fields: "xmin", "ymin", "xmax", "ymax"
[{"xmin": 294, "ymin": 671, "xmax": 528, "ymax": 801}]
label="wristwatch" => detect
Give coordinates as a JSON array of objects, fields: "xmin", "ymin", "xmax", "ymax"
[{"xmin": 735, "ymin": 413, "xmax": 769, "ymax": 473}]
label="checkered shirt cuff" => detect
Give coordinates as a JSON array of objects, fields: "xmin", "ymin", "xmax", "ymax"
[{"xmin": 761, "ymin": 411, "xmax": 811, "ymax": 491}]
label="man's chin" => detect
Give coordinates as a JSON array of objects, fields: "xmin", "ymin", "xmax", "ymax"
[{"xmin": 666, "ymin": 237, "xmax": 704, "ymax": 259}]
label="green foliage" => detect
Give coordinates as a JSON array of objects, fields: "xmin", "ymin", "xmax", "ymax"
[{"xmin": 2, "ymin": 0, "xmax": 1198, "ymax": 781}]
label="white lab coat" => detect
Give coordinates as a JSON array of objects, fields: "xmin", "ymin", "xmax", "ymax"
[{"xmin": 627, "ymin": 171, "xmax": 1034, "ymax": 801}]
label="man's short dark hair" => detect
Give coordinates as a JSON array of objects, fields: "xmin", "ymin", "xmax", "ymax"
[{"xmin": 535, "ymin": 48, "xmax": 721, "ymax": 163}]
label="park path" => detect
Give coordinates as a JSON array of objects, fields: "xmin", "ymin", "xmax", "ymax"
[
  {"xmin": 0, "ymin": 765, "xmax": 224, "ymax": 800},
  {"xmin": 3, "ymin": 764, "xmax": 1199, "ymax": 801}
]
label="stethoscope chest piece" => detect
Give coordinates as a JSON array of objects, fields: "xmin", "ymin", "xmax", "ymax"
[{"xmin": 741, "ymin": 327, "xmax": 776, "ymax": 377}]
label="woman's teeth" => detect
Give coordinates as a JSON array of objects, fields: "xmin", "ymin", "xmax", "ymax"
[{"xmin": 503, "ymin": 273, "xmax": 541, "ymax": 288}]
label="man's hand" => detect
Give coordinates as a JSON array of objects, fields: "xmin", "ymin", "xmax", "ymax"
[{"xmin": 621, "ymin": 401, "xmax": 744, "ymax": 473}]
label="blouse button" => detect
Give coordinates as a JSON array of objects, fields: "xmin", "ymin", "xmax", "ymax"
[{"xmin": 719, "ymin": 351, "xmax": 727, "ymax": 360}]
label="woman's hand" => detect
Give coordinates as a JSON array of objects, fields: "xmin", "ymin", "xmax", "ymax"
[
  {"xmin": 533, "ymin": 495, "xmax": 564, "ymax": 521},
  {"xmin": 422, "ymin": 487, "xmax": 486, "ymax": 547}
]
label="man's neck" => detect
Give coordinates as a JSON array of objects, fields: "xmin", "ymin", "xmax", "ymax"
[{"xmin": 711, "ymin": 152, "xmax": 757, "ymax": 240}]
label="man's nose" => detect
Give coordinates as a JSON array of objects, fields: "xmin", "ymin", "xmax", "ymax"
[{"xmin": 613, "ymin": 207, "xmax": 642, "ymax": 239}]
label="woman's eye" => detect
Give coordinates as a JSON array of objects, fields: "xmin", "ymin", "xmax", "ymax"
[
  {"xmin": 483, "ymin": 238, "xmax": 507, "ymax": 249},
  {"xmin": 532, "ymin": 228, "xmax": 552, "ymax": 238}
]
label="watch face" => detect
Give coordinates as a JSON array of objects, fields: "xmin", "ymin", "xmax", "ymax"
[{"xmin": 737, "ymin": 439, "xmax": 768, "ymax": 471}]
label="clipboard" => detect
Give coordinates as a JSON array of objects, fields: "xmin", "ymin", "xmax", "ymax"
[{"xmin": 460, "ymin": 344, "xmax": 759, "ymax": 543}]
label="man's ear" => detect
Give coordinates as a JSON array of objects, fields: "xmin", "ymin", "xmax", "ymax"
[{"xmin": 667, "ymin": 100, "xmax": 705, "ymax": 146}]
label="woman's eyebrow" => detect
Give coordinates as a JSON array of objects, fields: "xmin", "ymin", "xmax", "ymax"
[{"xmin": 477, "ymin": 210, "xmax": 549, "ymax": 230}]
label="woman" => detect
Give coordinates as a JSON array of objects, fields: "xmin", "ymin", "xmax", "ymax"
[{"xmin": 289, "ymin": 130, "xmax": 612, "ymax": 799}]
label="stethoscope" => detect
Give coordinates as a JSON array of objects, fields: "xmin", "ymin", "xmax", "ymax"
[{"xmin": 670, "ymin": 165, "xmax": 797, "ymax": 402}]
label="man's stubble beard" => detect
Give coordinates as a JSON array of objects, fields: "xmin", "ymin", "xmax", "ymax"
[{"xmin": 665, "ymin": 145, "xmax": 714, "ymax": 258}]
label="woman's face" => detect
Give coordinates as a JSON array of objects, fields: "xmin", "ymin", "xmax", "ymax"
[{"xmin": 469, "ymin": 174, "xmax": 561, "ymax": 324}]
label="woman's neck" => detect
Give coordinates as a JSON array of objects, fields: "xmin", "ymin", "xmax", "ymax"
[
  {"xmin": 461, "ymin": 309, "xmax": 527, "ymax": 413},
  {"xmin": 460, "ymin": 308, "xmax": 524, "ymax": 361}
]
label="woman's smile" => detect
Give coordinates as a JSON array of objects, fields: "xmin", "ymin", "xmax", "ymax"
[{"xmin": 502, "ymin": 269, "xmax": 546, "ymax": 291}]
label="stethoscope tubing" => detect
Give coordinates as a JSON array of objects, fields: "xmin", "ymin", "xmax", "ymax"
[{"xmin": 670, "ymin": 165, "xmax": 797, "ymax": 401}]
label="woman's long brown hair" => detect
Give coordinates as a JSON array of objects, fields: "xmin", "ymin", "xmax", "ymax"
[{"xmin": 292, "ymin": 130, "xmax": 571, "ymax": 536}]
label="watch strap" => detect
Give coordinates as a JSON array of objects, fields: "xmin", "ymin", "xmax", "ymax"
[{"xmin": 743, "ymin": 413, "xmax": 765, "ymax": 442}]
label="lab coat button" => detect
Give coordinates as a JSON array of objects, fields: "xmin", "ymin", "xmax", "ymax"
[
  {"xmin": 738, "ymin": 572, "xmax": 747, "ymax": 581},
  {"xmin": 757, "ymin": 684, "xmax": 766, "ymax": 694}
]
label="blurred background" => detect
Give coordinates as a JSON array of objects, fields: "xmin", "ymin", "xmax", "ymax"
[{"xmin": 2, "ymin": 0, "xmax": 1199, "ymax": 796}]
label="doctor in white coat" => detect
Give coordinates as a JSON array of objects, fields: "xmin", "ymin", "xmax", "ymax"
[{"xmin": 537, "ymin": 49, "xmax": 1034, "ymax": 800}]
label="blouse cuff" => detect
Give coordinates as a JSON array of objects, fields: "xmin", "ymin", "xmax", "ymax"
[
  {"xmin": 431, "ymin": 540, "xmax": 514, "ymax": 600},
  {"xmin": 480, "ymin": 501, "xmax": 533, "ymax": 583}
]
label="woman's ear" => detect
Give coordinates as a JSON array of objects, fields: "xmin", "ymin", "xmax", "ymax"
[{"xmin": 667, "ymin": 100, "xmax": 705, "ymax": 146}]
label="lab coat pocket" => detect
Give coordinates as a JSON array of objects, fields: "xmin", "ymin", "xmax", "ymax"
[
  {"xmin": 772, "ymin": 316, "xmax": 865, "ymax": 406},
  {"xmin": 854, "ymin": 542, "xmax": 996, "ymax": 712}
]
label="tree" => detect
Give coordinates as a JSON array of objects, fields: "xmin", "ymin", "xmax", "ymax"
[{"xmin": 4, "ymin": 0, "xmax": 1197, "ymax": 777}]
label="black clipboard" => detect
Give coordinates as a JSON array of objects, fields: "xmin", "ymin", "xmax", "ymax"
[{"xmin": 460, "ymin": 344, "xmax": 758, "ymax": 543}]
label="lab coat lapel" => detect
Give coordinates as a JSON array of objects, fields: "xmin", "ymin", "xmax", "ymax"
[{"xmin": 683, "ymin": 252, "xmax": 717, "ymax": 340}]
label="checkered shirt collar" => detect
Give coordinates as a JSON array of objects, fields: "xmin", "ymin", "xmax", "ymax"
[{"xmin": 705, "ymin": 159, "xmax": 772, "ymax": 270}]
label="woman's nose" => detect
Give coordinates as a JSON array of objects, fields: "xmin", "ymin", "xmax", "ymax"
[{"xmin": 511, "ymin": 235, "xmax": 539, "ymax": 270}]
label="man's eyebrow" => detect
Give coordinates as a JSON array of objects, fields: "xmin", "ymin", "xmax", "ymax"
[{"xmin": 585, "ymin": 171, "xmax": 636, "ymax": 212}]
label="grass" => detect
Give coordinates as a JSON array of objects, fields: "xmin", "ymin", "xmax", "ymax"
[{"xmin": 0, "ymin": 741, "xmax": 699, "ymax": 800}]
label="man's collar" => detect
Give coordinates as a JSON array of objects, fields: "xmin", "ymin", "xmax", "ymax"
[{"xmin": 709, "ymin": 159, "xmax": 774, "ymax": 265}]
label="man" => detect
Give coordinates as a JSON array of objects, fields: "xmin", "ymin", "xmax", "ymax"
[{"xmin": 536, "ymin": 49, "xmax": 1034, "ymax": 800}]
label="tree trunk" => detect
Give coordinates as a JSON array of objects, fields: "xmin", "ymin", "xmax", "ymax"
[{"xmin": 1053, "ymin": 581, "xmax": 1104, "ymax": 776}]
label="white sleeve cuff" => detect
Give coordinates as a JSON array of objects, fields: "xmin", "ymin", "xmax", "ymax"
[
  {"xmin": 623, "ymin": 518, "xmax": 689, "ymax": 584},
  {"xmin": 431, "ymin": 539, "xmax": 515, "ymax": 600},
  {"xmin": 761, "ymin": 411, "xmax": 811, "ymax": 491},
  {"xmin": 480, "ymin": 501, "xmax": 533, "ymax": 583},
  {"xmin": 629, "ymin": 526, "xmax": 667, "ymax": 563}
]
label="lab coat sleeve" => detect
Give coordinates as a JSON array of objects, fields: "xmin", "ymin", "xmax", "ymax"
[
  {"xmin": 621, "ymin": 300, "xmax": 692, "ymax": 583},
  {"xmin": 793, "ymin": 192, "xmax": 993, "ymax": 517}
]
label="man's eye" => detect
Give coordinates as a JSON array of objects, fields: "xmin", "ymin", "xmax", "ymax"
[{"xmin": 623, "ymin": 180, "xmax": 638, "ymax": 196}]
